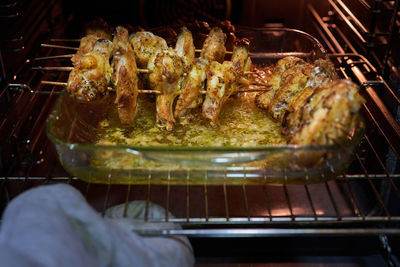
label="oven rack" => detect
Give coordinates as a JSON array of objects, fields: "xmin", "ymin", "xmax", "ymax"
[
  {"xmin": 1, "ymin": 48, "xmax": 400, "ymax": 237},
  {"xmin": 322, "ymin": 0, "xmax": 400, "ymax": 79},
  {"xmin": 1, "ymin": 173, "xmax": 400, "ymax": 237}
]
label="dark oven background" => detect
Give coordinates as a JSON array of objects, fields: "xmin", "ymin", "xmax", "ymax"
[{"xmin": 1, "ymin": 0, "xmax": 400, "ymax": 265}]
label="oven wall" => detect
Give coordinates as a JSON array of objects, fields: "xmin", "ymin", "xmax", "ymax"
[{"xmin": 236, "ymin": 0, "xmax": 329, "ymax": 28}]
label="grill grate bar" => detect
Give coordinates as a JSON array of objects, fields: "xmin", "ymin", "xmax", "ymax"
[
  {"xmin": 242, "ymin": 184, "xmax": 250, "ymax": 221},
  {"xmin": 186, "ymin": 170, "xmax": 190, "ymax": 222},
  {"xmin": 324, "ymin": 181, "xmax": 342, "ymax": 221},
  {"xmin": 84, "ymin": 182, "xmax": 91, "ymax": 199},
  {"xmin": 144, "ymin": 169, "xmax": 152, "ymax": 222},
  {"xmin": 223, "ymin": 174, "xmax": 230, "ymax": 221},
  {"xmin": 102, "ymin": 182, "xmax": 111, "ymax": 216},
  {"xmin": 304, "ymin": 184, "xmax": 318, "ymax": 221},
  {"xmin": 356, "ymin": 153, "xmax": 391, "ymax": 218},
  {"xmin": 343, "ymin": 173, "xmax": 365, "ymax": 219},
  {"xmin": 262, "ymin": 185, "xmax": 272, "ymax": 220},
  {"xmin": 362, "ymin": 102, "xmax": 400, "ymax": 160},
  {"xmin": 165, "ymin": 170, "xmax": 171, "ymax": 222},
  {"xmin": 364, "ymin": 135, "xmax": 400, "ymax": 199},
  {"xmin": 123, "ymin": 183, "xmax": 132, "ymax": 217},
  {"xmin": 204, "ymin": 171, "xmax": 209, "ymax": 222},
  {"xmin": 282, "ymin": 182, "xmax": 294, "ymax": 221},
  {"xmin": 242, "ymin": 168, "xmax": 250, "ymax": 221}
]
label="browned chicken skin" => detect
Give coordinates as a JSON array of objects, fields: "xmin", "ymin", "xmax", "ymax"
[
  {"xmin": 202, "ymin": 61, "xmax": 236, "ymax": 124},
  {"xmin": 71, "ymin": 30, "xmax": 112, "ymax": 65},
  {"xmin": 283, "ymin": 59, "xmax": 338, "ymax": 135},
  {"xmin": 129, "ymin": 31, "xmax": 168, "ymax": 68},
  {"xmin": 175, "ymin": 27, "xmax": 195, "ymax": 70},
  {"xmin": 267, "ymin": 62, "xmax": 314, "ymax": 121},
  {"xmin": 254, "ymin": 56, "xmax": 364, "ymax": 145},
  {"xmin": 112, "ymin": 26, "xmax": 139, "ymax": 125},
  {"xmin": 255, "ymin": 56, "xmax": 305, "ymax": 110},
  {"xmin": 67, "ymin": 39, "xmax": 113, "ymax": 101},
  {"xmin": 148, "ymin": 47, "xmax": 185, "ymax": 130},
  {"xmin": 289, "ymin": 80, "xmax": 365, "ymax": 145},
  {"xmin": 200, "ymin": 27, "xmax": 227, "ymax": 63},
  {"xmin": 202, "ymin": 40, "xmax": 251, "ymax": 124},
  {"xmin": 231, "ymin": 39, "xmax": 251, "ymax": 75},
  {"xmin": 174, "ymin": 58, "xmax": 208, "ymax": 119},
  {"xmin": 255, "ymin": 57, "xmax": 338, "ymax": 123}
]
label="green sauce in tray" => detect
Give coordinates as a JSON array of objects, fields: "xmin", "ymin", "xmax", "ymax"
[{"xmin": 96, "ymin": 92, "xmax": 287, "ymax": 147}]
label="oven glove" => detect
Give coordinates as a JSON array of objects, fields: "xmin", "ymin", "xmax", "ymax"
[
  {"xmin": 104, "ymin": 200, "xmax": 179, "ymax": 231},
  {"xmin": 0, "ymin": 184, "xmax": 195, "ymax": 267}
]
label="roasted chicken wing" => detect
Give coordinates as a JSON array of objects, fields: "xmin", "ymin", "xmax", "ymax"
[
  {"xmin": 67, "ymin": 39, "xmax": 113, "ymax": 101},
  {"xmin": 231, "ymin": 39, "xmax": 251, "ymax": 75},
  {"xmin": 148, "ymin": 47, "xmax": 185, "ymax": 130},
  {"xmin": 129, "ymin": 31, "xmax": 168, "ymax": 68},
  {"xmin": 255, "ymin": 56, "xmax": 306, "ymax": 110},
  {"xmin": 175, "ymin": 27, "xmax": 195, "ymax": 70},
  {"xmin": 289, "ymin": 80, "xmax": 365, "ymax": 145},
  {"xmin": 283, "ymin": 59, "xmax": 338, "ymax": 134},
  {"xmin": 174, "ymin": 58, "xmax": 208, "ymax": 119},
  {"xmin": 255, "ymin": 57, "xmax": 338, "ymax": 123},
  {"xmin": 71, "ymin": 30, "xmax": 112, "ymax": 65},
  {"xmin": 71, "ymin": 19, "xmax": 112, "ymax": 65},
  {"xmin": 202, "ymin": 61, "xmax": 236, "ymax": 124},
  {"xmin": 112, "ymin": 26, "xmax": 139, "ymax": 125},
  {"xmin": 200, "ymin": 27, "xmax": 226, "ymax": 63},
  {"xmin": 267, "ymin": 62, "xmax": 313, "ymax": 121},
  {"xmin": 202, "ymin": 40, "xmax": 252, "ymax": 124}
]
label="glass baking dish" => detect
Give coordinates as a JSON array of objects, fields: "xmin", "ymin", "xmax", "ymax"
[{"xmin": 46, "ymin": 27, "xmax": 364, "ymax": 185}]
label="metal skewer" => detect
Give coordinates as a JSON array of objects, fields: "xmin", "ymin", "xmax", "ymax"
[
  {"xmin": 194, "ymin": 48, "xmax": 233, "ymax": 55},
  {"xmin": 33, "ymin": 66, "xmax": 74, "ymax": 71},
  {"xmin": 32, "ymin": 66, "xmax": 253, "ymax": 76},
  {"xmin": 41, "ymin": 80, "xmax": 269, "ymax": 95},
  {"xmin": 33, "ymin": 66, "xmax": 151, "ymax": 74},
  {"xmin": 41, "ymin": 81, "xmax": 161, "ymax": 94},
  {"xmin": 50, "ymin": 38, "xmax": 81, "ymax": 42},
  {"xmin": 34, "ymin": 54, "xmax": 75, "ymax": 60},
  {"xmin": 43, "ymin": 43, "xmax": 255, "ymax": 56},
  {"xmin": 41, "ymin": 43, "xmax": 79, "ymax": 50}
]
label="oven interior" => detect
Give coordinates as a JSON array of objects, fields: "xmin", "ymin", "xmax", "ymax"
[{"xmin": 1, "ymin": 0, "xmax": 400, "ymax": 265}]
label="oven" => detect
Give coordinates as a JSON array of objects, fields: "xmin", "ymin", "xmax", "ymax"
[{"xmin": 1, "ymin": 0, "xmax": 400, "ymax": 265}]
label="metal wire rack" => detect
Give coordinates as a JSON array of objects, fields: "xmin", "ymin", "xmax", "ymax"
[{"xmin": 0, "ymin": 40, "xmax": 400, "ymax": 236}]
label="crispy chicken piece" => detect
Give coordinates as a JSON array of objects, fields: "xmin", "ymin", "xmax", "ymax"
[
  {"xmin": 231, "ymin": 39, "xmax": 251, "ymax": 75},
  {"xmin": 255, "ymin": 56, "xmax": 305, "ymax": 110},
  {"xmin": 174, "ymin": 58, "xmax": 208, "ymax": 119},
  {"xmin": 71, "ymin": 30, "xmax": 112, "ymax": 65},
  {"xmin": 267, "ymin": 62, "xmax": 314, "ymax": 121},
  {"xmin": 283, "ymin": 59, "xmax": 338, "ymax": 134},
  {"xmin": 71, "ymin": 19, "xmax": 112, "ymax": 65},
  {"xmin": 112, "ymin": 26, "xmax": 139, "ymax": 125},
  {"xmin": 129, "ymin": 31, "xmax": 168, "ymax": 68},
  {"xmin": 201, "ymin": 41, "xmax": 252, "ymax": 124},
  {"xmin": 175, "ymin": 27, "xmax": 195, "ymax": 70},
  {"xmin": 231, "ymin": 39, "xmax": 252, "ymax": 86},
  {"xmin": 200, "ymin": 27, "xmax": 226, "ymax": 63},
  {"xmin": 202, "ymin": 61, "xmax": 236, "ymax": 124},
  {"xmin": 174, "ymin": 32, "xmax": 245, "ymax": 121},
  {"xmin": 289, "ymin": 80, "xmax": 365, "ymax": 145},
  {"xmin": 148, "ymin": 47, "xmax": 185, "ymax": 130},
  {"xmin": 67, "ymin": 39, "xmax": 113, "ymax": 101}
]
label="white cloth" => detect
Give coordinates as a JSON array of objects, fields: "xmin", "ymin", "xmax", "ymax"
[{"xmin": 0, "ymin": 184, "xmax": 194, "ymax": 267}]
